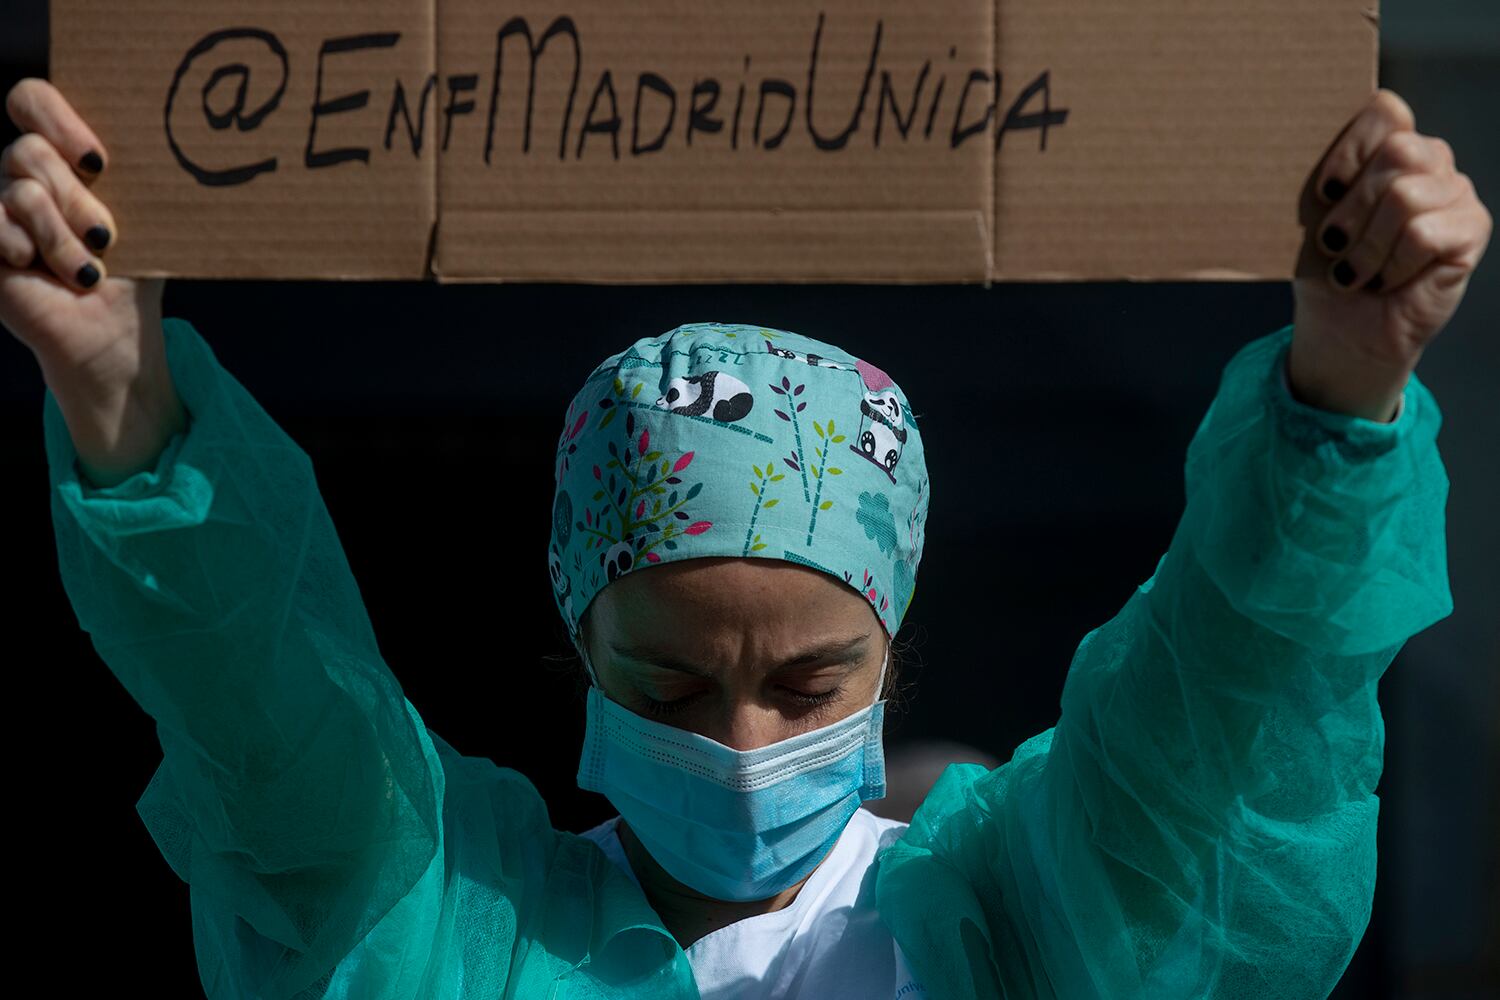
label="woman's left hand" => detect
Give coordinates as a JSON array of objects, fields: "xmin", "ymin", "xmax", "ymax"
[{"xmin": 1288, "ymin": 88, "xmax": 1492, "ymax": 422}]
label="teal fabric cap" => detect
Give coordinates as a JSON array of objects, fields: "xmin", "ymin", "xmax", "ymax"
[{"xmin": 548, "ymin": 321, "xmax": 930, "ymax": 652}]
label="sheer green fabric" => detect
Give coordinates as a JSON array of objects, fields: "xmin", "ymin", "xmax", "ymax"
[
  {"xmin": 875, "ymin": 327, "xmax": 1451, "ymax": 998},
  {"xmin": 43, "ymin": 318, "xmax": 1448, "ymax": 999}
]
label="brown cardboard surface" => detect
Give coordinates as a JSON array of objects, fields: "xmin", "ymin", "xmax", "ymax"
[
  {"xmin": 50, "ymin": 1, "xmax": 435, "ymax": 279},
  {"xmin": 49, "ymin": 1, "xmax": 1377, "ymax": 282},
  {"xmin": 433, "ymin": 1, "xmax": 993, "ymax": 283},
  {"xmin": 991, "ymin": 0, "xmax": 1380, "ymax": 280}
]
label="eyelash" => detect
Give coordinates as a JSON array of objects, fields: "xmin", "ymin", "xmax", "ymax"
[{"xmin": 641, "ymin": 686, "xmax": 844, "ymax": 718}]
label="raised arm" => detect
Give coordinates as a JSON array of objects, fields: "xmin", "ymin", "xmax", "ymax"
[
  {"xmin": 41, "ymin": 317, "xmax": 447, "ymax": 998},
  {"xmin": 876, "ymin": 323, "xmax": 1452, "ymax": 998},
  {"xmin": 875, "ymin": 89, "xmax": 1489, "ymax": 999},
  {"xmin": 2, "ymin": 77, "xmax": 446, "ymax": 1000}
]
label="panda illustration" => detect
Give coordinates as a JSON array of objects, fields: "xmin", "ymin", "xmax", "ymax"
[
  {"xmin": 851, "ymin": 389, "xmax": 907, "ymax": 481},
  {"xmin": 765, "ymin": 340, "xmax": 855, "ymax": 371},
  {"xmin": 548, "ymin": 543, "xmax": 576, "ymax": 631},
  {"xmin": 656, "ymin": 371, "xmax": 755, "ymax": 423},
  {"xmin": 600, "ymin": 539, "xmax": 636, "ymax": 581}
]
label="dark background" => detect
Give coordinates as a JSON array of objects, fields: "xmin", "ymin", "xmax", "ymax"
[{"xmin": 3, "ymin": 3, "xmax": 1495, "ymax": 996}]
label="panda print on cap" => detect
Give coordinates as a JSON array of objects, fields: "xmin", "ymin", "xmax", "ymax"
[
  {"xmin": 601, "ymin": 539, "xmax": 636, "ymax": 581},
  {"xmin": 548, "ymin": 542, "xmax": 578, "ymax": 633},
  {"xmin": 844, "ymin": 352, "xmax": 908, "ymax": 484},
  {"xmin": 765, "ymin": 339, "xmax": 856, "ymax": 372},
  {"xmin": 656, "ymin": 371, "xmax": 755, "ymax": 423}
]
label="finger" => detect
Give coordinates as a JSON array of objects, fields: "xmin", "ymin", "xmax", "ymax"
[
  {"xmin": 1, "ymin": 131, "xmax": 116, "ymax": 253},
  {"xmin": 1377, "ymin": 202, "xmax": 1491, "ymax": 293},
  {"xmin": 0, "ymin": 204, "xmax": 38, "ymax": 269},
  {"xmin": 4, "ymin": 77, "xmax": 108, "ymax": 179},
  {"xmin": 1314, "ymin": 130, "xmax": 1455, "ymax": 259},
  {"xmin": 1329, "ymin": 172, "xmax": 1468, "ymax": 291},
  {"xmin": 0, "ymin": 176, "xmax": 106, "ymax": 291},
  {"xmin": 1315, "ymin": 89, "xmax": 1416, "ymax": 206}
]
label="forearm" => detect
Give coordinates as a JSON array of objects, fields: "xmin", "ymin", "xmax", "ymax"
[
  {"xmin": 1040, "ymin": 324, "xmax": 1450, "ymax": 996},
  {"xmin": 38, "ymin": 295, "xmax": 187, "ymax": 488},
  {"xmin": 44, "ymin": 318, "xmax": 442, "ymax": 973}
]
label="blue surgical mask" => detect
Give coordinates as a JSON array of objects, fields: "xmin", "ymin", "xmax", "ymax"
[{"xmin": 575, "ymin": 643, "xmax": 889, "ymax": 902}]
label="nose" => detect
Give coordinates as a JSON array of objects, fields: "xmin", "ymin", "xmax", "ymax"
[{"xmin": 705, "ymin": 701, "xmax": 792, "ymax": 752}]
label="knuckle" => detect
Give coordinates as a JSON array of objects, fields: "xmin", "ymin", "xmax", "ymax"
[
  {"xmin": 1, "ymin": 175, "xmax": 46, "ymax": 215},
  {"xmin": 1389, "ymin": 174, "xmax": 1425, "ymax": 214},
  {"xmin": 1381, "ymin": 130, "xmax": 1425, "ymax": 169},
  {"xmin": 2, "ymin": 131, "xmax": 49, "ymax": 174},
  {"xmin": 1454, "ymin": 171, "xmax": 1477, "ymax": 201},
  {"xmin": 1, "ymin": 232, "xmax": 34, "ymax": 268},
  {"xmin": 1430, "ymin": 136, "xmax": 1455, "ymax": 167},
  {"xmin": 1406, "ymin": 216, "xmax": 1443, "ymax": 258},
  {"xmin": 1374, "ymin": 89, "xmax": 1416, "ymax": 130}
]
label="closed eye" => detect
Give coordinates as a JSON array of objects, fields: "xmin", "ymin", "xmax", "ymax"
[{"xmin": 640, "ymin": 685, "xmax": 843, "ymax": 719}]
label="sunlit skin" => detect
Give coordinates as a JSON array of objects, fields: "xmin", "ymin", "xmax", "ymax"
[{"xmin": 579, "ymin": 556, "xmax": 891, "ymax": 951}]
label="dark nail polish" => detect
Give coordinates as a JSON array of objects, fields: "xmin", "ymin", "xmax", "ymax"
[
  {"xmin": 85, "ymin": 225, "xmax": 111, "ymax": 251},
  {"xmin": 79, "ymin": 149, "xmax": 103, "ymax": 173},
  {"xmin": 1322, "ymin": 225, "xmax": 1348, "ymax": 252},
  {"xmin": 1363, "ymin": 273, "xmax": 1384, "ymax": 293},
  {"xmin": 1333, "ymin": 260, "xmax": 1357, "ymax": 287},
  {"xmin": 76, "ymin": 262, "xmax": 100, "ymax": 288},
  {"xmin": 1322, "ymin": 177, "xmax": 1347, "ymax": 201}
]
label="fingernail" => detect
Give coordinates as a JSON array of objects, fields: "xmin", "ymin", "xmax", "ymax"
[
  {"xmin": 85, "ymin": 225, "xmax": 111, "ymax": 251},
  {"xmin": 1363, "ymin": 273, "xmax": 1384, "ymax": 293},
  {"xmin": 79, "ymin": 149, "xmax": 104, "ymax": 173},
  {"xmin": 1321, "ymin": 225, "xmax": 1348, "ymax": 253},
  {"xmin": 1322, "ymin": 177, "xmax": 1347, "ymax": 201},
  {"xmin": 1333, "ymin": 260, "xmax": 1357, "ymax": 288},
  {"xmin": 76, "ymin": 261, "xmax": 100, "ymax": 288}
]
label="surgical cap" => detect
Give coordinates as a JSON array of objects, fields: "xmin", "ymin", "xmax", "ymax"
[{"xmin": 547, "ymin": 322, "xmax": 929, "ymax": 654}]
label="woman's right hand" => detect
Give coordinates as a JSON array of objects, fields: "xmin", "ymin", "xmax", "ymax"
[
  {"xmin": 1, "ymin": 77, "xmax": 160, "ymax": 377},
  {"xmin": 2, "ymin": 78, "xmax": 183, "ymax": 488}
]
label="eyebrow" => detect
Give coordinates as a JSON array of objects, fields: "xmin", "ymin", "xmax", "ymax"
[{"xmin": 610, "ymin": 632, "xmax": 872, "ymax": 677}]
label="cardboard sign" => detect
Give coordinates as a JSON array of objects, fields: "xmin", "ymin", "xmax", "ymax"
[{"xmin": 50, "ymin": 1, "xmax": 1378, "ymax": 282}]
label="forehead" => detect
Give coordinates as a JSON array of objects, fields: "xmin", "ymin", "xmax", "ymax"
[{"xmin": 591, "ymin": 557, "xmax": 872, "ymax": 636}]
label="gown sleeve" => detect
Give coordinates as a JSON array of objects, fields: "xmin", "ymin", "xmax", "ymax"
[
  {"xmin": 43, "ymin": 318, "xmax": 448, "ymax": 999},
  {"xmin": 874, "ymin": 323, "xmax": 1453, "ymax": 999}
]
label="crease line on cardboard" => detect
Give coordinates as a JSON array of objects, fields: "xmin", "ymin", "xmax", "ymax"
[{"xmin": 426, "ymin": 0, "xmax": 440, "ymax": 280}]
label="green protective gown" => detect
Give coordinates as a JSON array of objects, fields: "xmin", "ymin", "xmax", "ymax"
[{"xmin": 42, "ymin": 318, "xmax": 1451, "ymax": 999}]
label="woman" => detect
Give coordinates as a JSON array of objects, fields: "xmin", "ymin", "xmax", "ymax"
[{"xmin": 2, "ymin": 77, "xmax": 1491, "ymax": 999}]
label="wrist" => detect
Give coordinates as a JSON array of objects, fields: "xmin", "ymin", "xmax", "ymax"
[
  {"xmin": 43, "ymin": 327, "xmax": 187, "ymax": 490},
  {"xmin": 1285, "ymin": 328, "xmax": 1414, "ymax": 423}
]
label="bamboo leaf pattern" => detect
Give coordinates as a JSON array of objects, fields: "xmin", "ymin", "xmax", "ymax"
[
  {"xmin": 804, "ymin": 414, "xmax": 840, "ymax": 544},
  {"xmin": 775, "ymin": 382, "xmax": 813, "ymax": 502},
  {"xmin": 742, "ymin": 455, "xmax": 783, "ymax": 555},
  {"xmin": 582, "ymin": 380, "xmax": 714, "ymax": 561}
]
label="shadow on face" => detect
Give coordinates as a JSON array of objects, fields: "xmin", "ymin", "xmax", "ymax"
[{"xmin": 579, "ymin": 557, "xmax": 891, "ymax": 751}]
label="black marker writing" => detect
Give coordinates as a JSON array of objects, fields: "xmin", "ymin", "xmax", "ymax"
[
  {"xmin": 164, "ymin": 27, "xmax": 288, "ymax": 186},
  {"xmin": 442, "ymin": 75, "xmax": 478, "ymax": 152},
  {"xmin": 162, "ymin": 13, "xmax": 1069, "ymax": 185},
  {"xmin": 687, "ymin": 78, "xmax": 721, "ymax": 148},
  {"xmin": 484, "ymin": 15, "xmax": 582, "ymax": 163},
  {"xmin": 306, "ymin": 33, "xmax": 400, "ymax": 169},
  {"xmin": 633, "ymin": 72, "xmax": 675, "ymax": 155},
  {"xmin": 385, "ymin": 72, "xmax": 438, "ymax": 154},
  {"xmin": 995, "ymin": 71, "xmax": 1068, "ymax": 151}
]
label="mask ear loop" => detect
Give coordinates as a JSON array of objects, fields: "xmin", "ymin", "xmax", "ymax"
[{"xmin": 873, "ymin": 639, "xmax": 891, "ymax": 707}]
